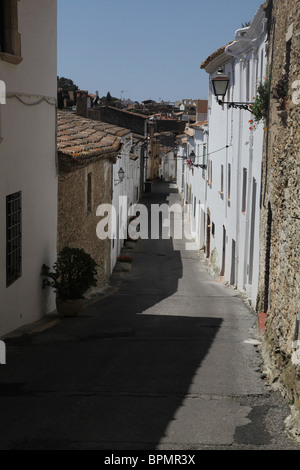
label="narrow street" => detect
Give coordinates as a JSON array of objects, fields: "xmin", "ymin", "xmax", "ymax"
[{"xmin": 0, "ymin": 181, "xmax": 299, "ymax": 451}]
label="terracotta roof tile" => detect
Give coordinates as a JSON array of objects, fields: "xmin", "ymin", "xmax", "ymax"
[
  {"xmin": 200, "ymin": 41, "xmax": 233, "ymax": 69},
  {"xmin": 57, "ymin": 111, "xmax": 130, "ymax": 161}
]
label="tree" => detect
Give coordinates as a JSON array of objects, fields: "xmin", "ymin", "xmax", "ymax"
[
  {"xmin": 57, "ymin": 90, "xmax": 64, "ymax": 110},
  {"xmin": 57, "ymin": 76, "xmax": 79, "ymax": 109},
  {"xmin": 99, "ymin": 91, "xmax": 119, "ymax": 106},
  {"xmin": 57, "ymin": 76, "xmax": 79, "ymax": 91}
]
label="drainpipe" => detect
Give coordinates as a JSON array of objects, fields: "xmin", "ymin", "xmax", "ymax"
[{"xmin": 235, "ymin": 65, "xmax": 243, "ymax": 288}]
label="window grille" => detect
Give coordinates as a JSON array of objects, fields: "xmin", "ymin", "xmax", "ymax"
[{"xmin": 6, "ymin": 191, "xmax": 22, "ymax": 285}]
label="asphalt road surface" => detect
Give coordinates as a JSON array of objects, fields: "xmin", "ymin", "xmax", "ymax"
[{"xmin": 0, "ymin": 181, "xmax": 299, "ymax": 451}]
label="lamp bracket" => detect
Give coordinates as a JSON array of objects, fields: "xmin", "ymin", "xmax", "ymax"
[
  {"xmin": 193, "ymin": 164, "xmax": 207, "ymax": 169},
  {"xmin": 217, "ymin": 99, "xmax": 252, "ymax": 112}
]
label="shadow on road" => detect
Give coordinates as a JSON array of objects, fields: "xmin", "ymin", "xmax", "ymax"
[{"xmin": 0, "ymin": 181, "xmax": 223, "ymax": 450}]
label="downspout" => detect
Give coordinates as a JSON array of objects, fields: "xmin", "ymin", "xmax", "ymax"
[{"xmin": 235, "ymin": 63, "xmax": 243, "ymax": 288}]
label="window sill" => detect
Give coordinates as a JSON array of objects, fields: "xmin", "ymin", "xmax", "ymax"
[{"xmin": 0, "ymin": 52, "xmax": 23, "ymax": 64}]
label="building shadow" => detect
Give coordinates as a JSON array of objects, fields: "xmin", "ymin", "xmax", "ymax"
[{"xmin": 0, "ymin": 181, "xmax": 223, "ymax": 450}]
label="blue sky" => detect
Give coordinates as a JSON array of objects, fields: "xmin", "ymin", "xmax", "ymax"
[{"xmin": 58, "ymin": 0, "xmax": 264, "ymax": 103}]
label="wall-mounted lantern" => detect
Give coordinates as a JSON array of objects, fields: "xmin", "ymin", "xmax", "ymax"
[
  {"xmin": 189, "ymin": 150, "xmax": 207, "ymax": 170},
  {"xmin": 212, "ymin": 67, "xmax": 252, "ymax": 112},
  {"xmin": 115, "ymin": 167, "xmax": 125, "ymax": 184}
]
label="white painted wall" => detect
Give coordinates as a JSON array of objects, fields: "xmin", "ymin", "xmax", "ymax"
[
  {"xmin": 176, "ymin": 125, "xmax": 208, "ymax": 251},
  {"xmin": 0, "ymin": 0, "xmax": 57, "ymax": 336},
  {"xmin": 160, "ymin": 150, "xmax": 176, "ymax": 181},
  {"xmin": 203, "ymin": 4, "xmax": 267, "ymax": 307},
  {"xmin": 110, "ymin": 133, "xmax": 144, "ymax": 272},
  {"xmin": 178, "ymin": 4, "xmax": 267, "ymax": 308}
]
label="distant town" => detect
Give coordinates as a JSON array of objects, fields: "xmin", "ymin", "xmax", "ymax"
[{"xmin": 57, "ymin": 76, "xmax": 207, "ymax": 123}]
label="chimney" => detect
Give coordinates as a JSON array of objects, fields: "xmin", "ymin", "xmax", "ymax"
[{"xmin": 76, "ymin": 90, "xmax": 88, "ymax": 117}]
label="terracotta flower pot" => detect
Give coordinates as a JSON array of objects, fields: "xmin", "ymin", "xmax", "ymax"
[
  {"xmin": 258, "ymin": 312, "xmax": 267, "ymax": 334},
  {"xmin": 56, "ymin": 298, "xmax": 84, "ymax": 317}
]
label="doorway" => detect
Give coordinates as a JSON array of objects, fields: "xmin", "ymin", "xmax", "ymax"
[
  {"xmin": 206, "ymin": 209, "xmax": 211, "ymax": 258},
  {"xmin": 230, "ymin": 239, "xmax": 236, "ymax": 285},
  {"xmin": 220, "ymin": 225, "xmax": 226, "ymax": 276}
]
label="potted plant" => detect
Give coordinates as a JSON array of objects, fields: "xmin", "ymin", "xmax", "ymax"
[
  {"xmin": 42, "ymin": 247, "xmax": 98, "ymax": 317},
  {"xmin": 115, "ymin": 254, "xmax": 133, "ymax": 272},
  {"xmin": 250, "ymin": 77, "xmax": 270, "ymax": 123},
  {"xmin": 117, "ymin": 255, "xmax": 133, "ymax": 263}
]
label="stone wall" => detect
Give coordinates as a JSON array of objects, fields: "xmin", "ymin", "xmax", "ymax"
[
  {"xmin": 258, "ymin": 0, "xmax": 300, "ymax": 411},
  {"xmin": 58, "ymin": 159, "xmax": 112, "ymax": 289}
]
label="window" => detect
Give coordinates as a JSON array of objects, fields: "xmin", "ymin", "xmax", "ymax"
[
  {"xmin": 0, "ymin": 0, "xmax": 22, "ymax": 64},
  {"xmin": 220, "ymin": 164, "xmax": 224, "ymax": 199},
  {"xmin": 211, "ymin": 222, "xmax": 215, "ymax": 237},
  {"xmin": 242, "ymin": 168, "xmax": 247, "ymax": 213},
  {"xmin": 207, "ymin": 160, "xmax": 212, "ymax": 186},
  {"xmin": 6, "ymin": 191, "xmax": 22, "ymax": 286},
  {"xmin": 87, "ymin": 172, "xmax": 92, "ymax": 214},
  {"xmin": 202, "ymin": 144, "xmax": 207, "ymax": 178}
]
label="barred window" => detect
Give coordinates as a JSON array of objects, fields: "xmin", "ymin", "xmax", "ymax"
[
  {"xmin": 6, "ymin": 191, "xmax": 22, "ymax": 286},
  {"xmin": 0, "ymin": 0, "xmax": 22, "ymax": 64}
]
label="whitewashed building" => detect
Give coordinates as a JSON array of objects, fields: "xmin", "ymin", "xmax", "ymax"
[
  {"xmin": 202, "ymin": 3, "xmax": 267, "ymax": 306},
  {"xmin": 176, "ymin": 123, "xmax": 208, "ymax": 250},
  {"xmin": 110, "ymin": 133, "xmax": 145, "ymax": 271},
  {"xmin": 111, "ymin": 132, "xmax": 132, "ymax": 270},
  {"xmin": 0, "ymin": 1, "xmax": 57, "ymax": 336},
  {"xmin": 178, "ymin": 3, "xmax": 268, "ymax": 309}
]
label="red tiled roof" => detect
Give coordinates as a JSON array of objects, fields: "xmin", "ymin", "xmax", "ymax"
[
  {"xmin": 57, "ymin": 111, "xmax": 130, "ymax": 161},
  {"xmin": 200, "ymin": 42, "xmax": 233, "ymax": 69}
]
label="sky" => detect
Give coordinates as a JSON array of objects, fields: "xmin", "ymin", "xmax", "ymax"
[{"xmin": 57, "ymin": 0, "xmax": 264, "ymax": 103}]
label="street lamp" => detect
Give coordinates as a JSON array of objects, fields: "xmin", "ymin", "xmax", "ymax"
[
  {"xmin": 189, "ymin": 151, "xmax": 196, "ymax": 164},
  {"xmin": 211, "ymin": 67, "xmax": 229, "ymax": 98},
  {"xmin": 189, "ymin": 150, "xmax": 207, "ymax": 169},
  {"xmin": 212, "ymin": 67, "xmax": 252, "ymax": 112},
  {"xmin": 115, "ymin": 167, "xmax": 125, "ymax": 184}
]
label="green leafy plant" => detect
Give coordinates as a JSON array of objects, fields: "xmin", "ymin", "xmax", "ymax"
[
  {"xmin": 272, "ymin": 73, "xmax": 288, "ymax": 110},
  {"xmin": 249, "ymin": 78, "xmax": 270, "ymax": 123},
  {"xmin": 42, "ymin": 247, "xmax": 98, "ymax": 300}
]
